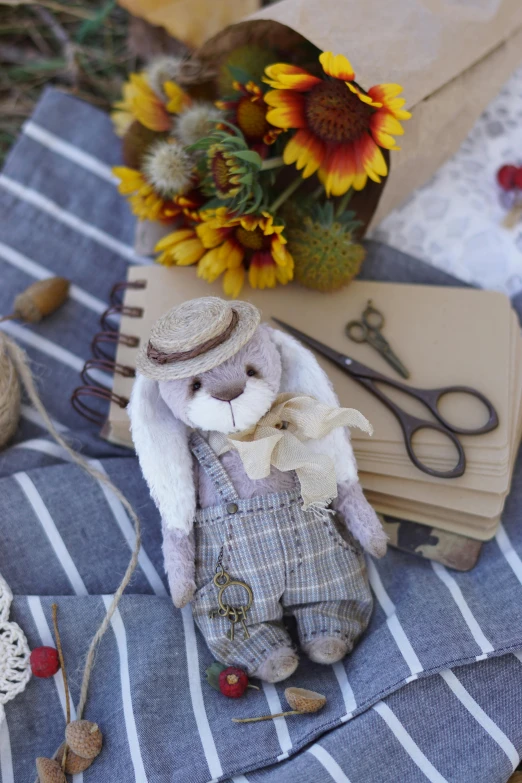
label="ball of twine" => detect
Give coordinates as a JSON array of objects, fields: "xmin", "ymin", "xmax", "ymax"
[{"xmin": 0, "ymin": 333, "xmax": 21, "ymax": 449}]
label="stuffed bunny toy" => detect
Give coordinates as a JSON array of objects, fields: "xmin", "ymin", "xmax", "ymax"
[{"xmin": 129, "ymin": 297, "xmax": 387, "ymax": 683}]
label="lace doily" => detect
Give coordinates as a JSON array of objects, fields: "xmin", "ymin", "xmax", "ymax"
[
  {"xmin": 0, "ymin": 574, "xmax": 31, "ymax": 724},
  {"xmin": 371, "ymin": 64, "xmax": 522, "ymax": 295}
]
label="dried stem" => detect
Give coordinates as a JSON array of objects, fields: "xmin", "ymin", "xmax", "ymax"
[
  {"xmin": 51, "ymin": 603, "xmax": 69, "ymax": 771},
  {"xmin": 232, "ymin": 710, "xmax": 301, "ymax": 723}
]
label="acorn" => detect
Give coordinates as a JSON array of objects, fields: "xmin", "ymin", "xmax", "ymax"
[
  {"xmin": 56, "ymin": 743, "xmax": 93, "ymax": 774},
  {"xmin": 65, "ymin": 720, "xmax": 103, "ymax": 759},
  {"xmin": 284, "ymin": 687, "xmax": 327, "ymax": 713},
  {"xmin": 35, "ymin": 757, "xmax": 66, "ymax": 783},
  {"xmin": 232, "ymin": 687, "xmax": 327, "ymax": 723},
  {"xmin": 12, "ymin": 278, "xmax": 69, "ymax": 323}
]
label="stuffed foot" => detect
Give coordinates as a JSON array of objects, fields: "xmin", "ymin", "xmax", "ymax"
[
  {"xmin": 303, "ymin": 637, "xmax": 349, "ymax": 665},
  {"xmin": 253, "ymin": 646, "xmax": 299, "ymax": 683}
]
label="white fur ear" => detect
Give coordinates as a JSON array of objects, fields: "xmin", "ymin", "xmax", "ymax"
[
  {"xmin": 128, "ymin": 374, "xmax": 196, "ymax": 533},
  {"xmin": 267, "ymin": 326, "xmax": 359, "ymax": 485}
]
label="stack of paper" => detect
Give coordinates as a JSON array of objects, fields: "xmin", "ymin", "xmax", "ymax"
[{"xmin": 106, "ymin": 267, "xmax": 521, "ymax": 543}]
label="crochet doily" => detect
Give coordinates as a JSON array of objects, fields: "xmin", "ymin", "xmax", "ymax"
[
  {"xmin": 371, "ymin": 64, "xmax": 522, "ymax": 295},
  {"xmin": 0, "ymin": 574, "xmax": 31, "ymax": 724}
]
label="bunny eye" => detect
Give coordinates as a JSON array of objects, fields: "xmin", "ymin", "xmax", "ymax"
[
  {"xmin": 192, "ymin": 380, "xmax": 202, "ymax": 392},
  {"xmin": 246, "ymin": 367, "xmax": 257, "ymax": 377}
]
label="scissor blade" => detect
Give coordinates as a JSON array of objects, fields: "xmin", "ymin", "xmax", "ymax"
[{"xmin": 271, "ymin": 317, "xmax": 352, "ymax": 369}]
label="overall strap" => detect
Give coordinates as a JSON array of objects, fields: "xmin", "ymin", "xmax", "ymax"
[{"xmin": 189, "ymin": 432, "xmax": 240, "ymax": 504}]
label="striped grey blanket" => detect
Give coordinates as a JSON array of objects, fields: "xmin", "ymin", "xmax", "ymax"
[{"xmin": 1, "ymin": 88, "xmax": 522, "ymax": 783}]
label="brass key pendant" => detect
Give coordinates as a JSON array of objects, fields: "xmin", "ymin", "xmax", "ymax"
[{"xmin": 208, "ymin": 566, "xmax": 254, "ymax": 642}]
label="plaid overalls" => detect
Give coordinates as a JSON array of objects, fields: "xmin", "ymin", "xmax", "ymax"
[{"xmin": 190, "ymin": 433, "xmax": 373, "ymax": 674}]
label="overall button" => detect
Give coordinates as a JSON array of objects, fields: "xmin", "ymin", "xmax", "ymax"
[{"xmin": 227, "ymin": 502, "xmax": 238, "ymax": 514}]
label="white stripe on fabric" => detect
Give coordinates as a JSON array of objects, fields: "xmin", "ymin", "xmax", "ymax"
[
  {"xmin": 23, "ymin": 122, "xmax": 117, "ymax": 184},
  {"xmin": 15, "ymin": 439, "xmax": 71, "ymax": 461},
  {"xmin": 0, "ymin": 714, "xmax": 14, "ymax": 783},
  {"xmin": 20, "ymin": 404, "xmax": 69, "ymax": 433},
  {"xmin": 90, "ymin": 459, "xmax": 168, "ymax": 598},
  {"xmin": 496, "ymin": 524, "xmax": 522, "ymax": 585},
  {"xmin": 15, "ymin": 473, "xmax": 88, "ymax": 596},
  {"xmin": 366, "ymin": 559, "xmax": 423, "ymax": 680},
  {"xmin": 373, "ymin": 701, "xmax": 448, "ymax": 783},
  {"xmin": 333, "ymin": 662, "xmax": 356, "ymax": 721},
  {"xmin": 0, "ymin": 175, "xmax": 150, "ymax": 266},
  {"xmin": 440, "ymin": 670, "xmax": 519, "ymax": 770},
  {"xmin": 26, "ymin": 597, "xmax": 83, "ymax": 783},
  {"xmin": 1, "ymin": 319, "xmax": 113, "ymax": 388},
  {"xmin": 0, "ymin": 240, "xmax": 107, "ymax": 315},
  {"xmin": 513, "ymin": 651, "xmax": 522, "ymax": 664},
  {"xmin": 431, "ymin": 562, "xmax": 493, "ymax": 660},
  {"xmin": 181, "ymin": 605, "xmax": 223, "ymax": 780},
  {"xmin": 307, "ymin": 744, "xmax": 352, "ymax": 783},
  {"xmin": 102, "ymin": 596, "xmax": 147, "ymax": 783},
  {"xmin": 262, "ymin": 682, "xmax": 292, "ymax": 761},
  {"xmin": 13, "ymin": 445, "xmax": 166, "ymax": 599},
  {"xmin": 231, "ymin": 777, "xmax": 249, "ymax": 783}
]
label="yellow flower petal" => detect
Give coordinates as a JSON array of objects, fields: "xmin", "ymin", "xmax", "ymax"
[
  {"xmin": 164, "ymin": 81, "xmax": 191, "ymax": 114},
  {"xmin": 196, "ymin": 222, "xmax": 230, "ymax": 249},
  {"xmin": 155, "ymin": 228, "xmax": 196, "ymax": 252},
  {"xmin": 263, "ymin": 63, "xmax": 321, "ymax": 92},
  {"xmin": 271, "ymin": 237, "xmax": 291, "ymax": 267},
  {"xmin": 346, "ymin": 82, "xmax": 382, "ymax": 108},
  {"xmin": 275, "ymin": 260, "xmax": 294, "ymax": 285},
  {"xmin": 175, "ymin": 238, "xmax": 206, "ymax": 266},
  {"xmin": 319, "ymin": 52, "xmax": 355, "ymax": 82},
  {"xmin": 217, "ymin": 238, "xmax": 244, "ymax": 269},
  {"xmin": 283, "ymin": 130, "xmax": 325, "ymax": 178},
  {"xmin": 223, "ymin": 267, "xmax": 245, "ymax": 298}
]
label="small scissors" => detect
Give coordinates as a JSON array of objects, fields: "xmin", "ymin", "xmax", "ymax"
[
  {"xmin": 272, "ymin": 318, "xmax": 499, "ymax": 479},
  {"xmin": 346, "ymin": 300, "xmax": 410, "ymax": 379}
]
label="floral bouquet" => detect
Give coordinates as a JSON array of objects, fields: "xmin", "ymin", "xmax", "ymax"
[{"xmin": 112, "ymin": 45, "xmax": 410, "ymax": 297}]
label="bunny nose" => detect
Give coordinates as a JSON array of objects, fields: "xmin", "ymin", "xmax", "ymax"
[{"xmin": 212, "ymin": 384, "xmax": 245, "ymax": 402}]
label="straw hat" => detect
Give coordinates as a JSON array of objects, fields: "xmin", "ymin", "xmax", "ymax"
[{"xmin": 136, "ymin": 297, "xmax": 261, "ymax": 381}]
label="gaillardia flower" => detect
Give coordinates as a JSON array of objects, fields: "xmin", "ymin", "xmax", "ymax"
[
  {"xmin": 111, "ymin": 72, "xmax": 191, "ymax": 137},
  {"xmin": 264, "ymin": 52, "xmax": 411, "ymax": 195},
  {"xmin": 113, "ymin": 167, "xmax": 200, "ymax": 222},
  {"xmin": 191, "ymin": 128, "xmax": 263, "ymax": 214},
  {"xmin": 155, "ymin": 208, "xmax": 294, "ymax": 297},
  {"xmin": 216, "ymin": 80, "xmax": 281, "ymax": 156}
]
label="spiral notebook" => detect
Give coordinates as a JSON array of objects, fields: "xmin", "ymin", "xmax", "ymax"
[{"xmin": 72, "ymin": 264, "xmax": 522, "ymax": 555}]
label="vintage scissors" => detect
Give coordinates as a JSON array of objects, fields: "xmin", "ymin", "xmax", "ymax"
[
  {"xmin": 272, "ymin": 318, "xmax": 499, "ymax": 479},
  {"xmin": 346, "ymin": 300, "xmax": 410, "ymax": 379}
]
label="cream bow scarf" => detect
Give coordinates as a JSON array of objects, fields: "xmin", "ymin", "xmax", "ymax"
[{"xmin": 208, "ymin": 393, "xmax": 372, "ymax": 510}]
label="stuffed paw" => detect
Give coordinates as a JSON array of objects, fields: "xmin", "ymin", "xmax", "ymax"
[
  {"xmin": 169, "ymin": 577, "xmax": 197, "ymax": 609},
  {"xmin": 335, "ymin": 480, "xmax": 388, "ymax": 558}
]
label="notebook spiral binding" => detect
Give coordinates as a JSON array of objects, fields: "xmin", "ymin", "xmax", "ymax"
[{"xmin": 71, "ymin": 279, "xmax": 146, "ymax": 424}]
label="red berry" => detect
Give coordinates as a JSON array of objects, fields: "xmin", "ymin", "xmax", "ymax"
[
  {"xmin": 497, "ymin": 164, "xmax": 518, "ymax": 191},
  {"xmin": 30, "ymin": 646, "xmax": 60, "ymax": 678},
  {"xmin": 514, "ymin": 167, "xmax": 522, "ymax": 190},
  {"xmin": 218, "ymin": 666, "xmax": 249, "ymax": 698}
]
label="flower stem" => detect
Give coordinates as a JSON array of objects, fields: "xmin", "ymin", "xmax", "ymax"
[
  {"xmin": 261, "ymin": 156, "xmax": 285, "ymax": 171},
  {"xmin": 269, "ymin": 177, "xmax": 303, "ymax": 213},
  {"xmin": 232, "ymin": 710, "xmax": 301, "ymax": 723},
  {"xmin": 335, "ymin": 188, "xmax": 353, "ymax": 217}
]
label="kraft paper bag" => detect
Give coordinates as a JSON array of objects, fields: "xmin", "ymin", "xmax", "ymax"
[{"xmin": 198, "ymin": 0, "xmax": 522, "ymax": 230}]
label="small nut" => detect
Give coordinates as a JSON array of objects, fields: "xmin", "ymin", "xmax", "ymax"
[
  {"xmin": 56, "ymin": 743, "xmax": 93, "ymax": 774},
  {"xmin": 65, "ymin": 720, "xmax": 103, "ymax": 759},
  {"xmin": 284, "ymin": 687, "xmax": 326, "ymax": 714},
  {"xmin": 35, "ymin": 757, "xmax": 66, "ymax": 783}
]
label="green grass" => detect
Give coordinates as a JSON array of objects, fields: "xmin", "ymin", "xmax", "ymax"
[{"xmin": 0, "ymin": 1, "xmax": 139, "ymax": 165}]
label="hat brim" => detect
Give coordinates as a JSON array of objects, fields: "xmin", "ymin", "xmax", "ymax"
[{"xmin": 135, "ymin": 300, "xmax": 261, "ymax": 381}]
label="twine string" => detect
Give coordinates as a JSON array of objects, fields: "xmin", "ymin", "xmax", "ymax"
[{"xmin": 0, "ymin": 333, "xmax": 141, "ymax": 777}]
